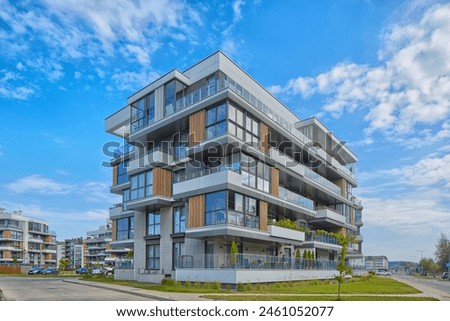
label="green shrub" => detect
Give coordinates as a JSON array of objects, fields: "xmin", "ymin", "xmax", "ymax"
[
  {"xmin": 184, "ymin": 280, "xmax": 192, "ymax": 288},
  {"xmin": 237, "ymin": 283, "xmax": 246, "ymax": 292},
  {"xmin": 226, "ymin": 284, "xmax": 232, "ymax": 291},
  {"xmin": 161, "ymin": 278, "xmax": 176, "ymax": 286},
  {"xmin": 212, "ymin": 281, "xmax": 221, "ymax": 290},
  {"xmin": 245, "ymin": 283, "xmax": 253, "ymax": 291}
]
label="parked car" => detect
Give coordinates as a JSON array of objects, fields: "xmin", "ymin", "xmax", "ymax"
[
  {"xmin": 75, "ymin": 267, "xmax": 88, "ymax": 275},
  {"xmin": 28, "ymin": 267, "xmax": 43, "ymax": 275},
  {"xmin": 376, "ymin": 270, "xmax": 392, "ymax": 276},
  {"xmin": 91, "ymin": 268, "xmax": 102, "ymax": 275},
  {"xmin": 41, "ymin": 267, "xmax": 59, "ymax": 275},
  {"xmin": 101, "ymin": 267, "xmax": 114, "ymax": 275},
  {"xmin": 442, "ymin": 272, "xmax": 449, "ymax": 279}
]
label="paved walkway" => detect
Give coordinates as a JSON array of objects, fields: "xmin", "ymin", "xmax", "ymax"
[{"xmin": 64, "ymin": 277, "xmax": 449, "ymax": 301}]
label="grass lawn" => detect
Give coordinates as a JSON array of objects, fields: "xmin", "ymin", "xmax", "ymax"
[
  {"xmin": 80, "ymin": 275, "xmax": 421, "ymax": 295},
  {"xmin": 202, "ymin": 295, "xmax": 437, "ymax": 301}
]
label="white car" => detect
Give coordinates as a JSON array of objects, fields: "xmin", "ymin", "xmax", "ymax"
[{"xmin": 376, "ymin": 270, "xmax": 391, "ymax": 276}]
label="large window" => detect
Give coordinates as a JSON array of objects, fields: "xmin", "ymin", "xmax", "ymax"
[
  {"xmin": 228, "ymin": 191, "xmax": 259, "ymax": 228},
  {"xmin": 241, "ymin": 154, "xmax": 270, "ymax": 193},
  {"xmin": 147, "ymin": 212, "xmax": 160, "ymax": 236},
  {"xmin": 146, "ymin": 244, "xmax": 160, "ymax": 270},
  {"xmin": 205, "ymin": 191, "xmax": 227, "ymax": 225},
  {"xmin": 130, "ymin": 170, "xmax": 153, "ymax": 200},
  {"xmin": 205, "ymin": 190, "xmax": 259, "ymax": 229},
  {"xmin": 173, "ymin": 206, "xmax": 186, "ymax": 233},
  {"xmin": 173, "ymin": 242, "xmax": 184, "ymax": 269},
  {"xmin": 117, "ymin": 161, "xmax": 129, "ymax": 185},
  {"xmin": 131, "ymin": 92, "xmax": 155, "ymax": 133},
  {"xmin": 164, "ymin": 80, "xmax": 175, "ymax": 117},
  {"xmin": 173, "ymin": 131, "xmax": 188, "ymax": 160},
  {"xmin": 116, "ymin": 217, "xmax": 134, "ymax": 240},
  {"xmin": 228, "ymin": 104, "xmax": 260, "ymax": 145},
  {"xmin": 206, "ymin": 103, "xmax": 227, "ymax": 139}
]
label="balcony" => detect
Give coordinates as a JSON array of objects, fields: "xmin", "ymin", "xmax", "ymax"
[
  {"xmin": 278, "ymin": 186, "xmax": 314, "ymax": 210},
  {"xmin": 315, "ymin": 206, "xmax": 346, "ymax": 225},
  {"xmin": 305, "ymin": 231, "xmax": 340, "ymax": 246},
  {"xmin": 173, "ymin": 166, "xmax": 242, "ymax": 197},
  {"xmin": 127, "ymin": 148, "xmax": 173, "ymax": 175},
  {"xmin": 106, "ymin": 105, "xmax": 131, "ymax": 136},
  {"xmin": 0, "ymin": 224, "xmax": 23, "ymax": 231},
  {"xmin": 268, "ymin": 225, "xmax": 305, "ymax": 242},
  {"xmin": 303, "ymin": 167, "xmax": 341, "ymax": 195}
]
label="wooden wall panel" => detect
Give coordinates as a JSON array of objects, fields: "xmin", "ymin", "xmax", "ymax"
[
  {"xmin": 112, "ymin": 220, "xmax": 117, "ymax": 241},
  {"xmin": 188, "ymin": 195, "xmax": 205, "ymax": 228},
  {"xmin": 112, "ymin": 165, "xmax": 118, "ymax": 186},
  {"xmin": 259, "ymin": 200, "xmax": 268, "ymax": 232},
  {"xmin": 260, "ymin": 122, "xmax": 269, "ymax": 154},
  {"xmin": 271, "ymin": 167, "xmax": 279, "ymax": 197},
  {"xmin": 153, "ymin": 168, "xmax": 172, "ymax": 197},
  {"xmin": 3, "ymin": 230, "xmax": 11, "ymax": 238},
  {"xmin": 189, "ymin": 110, "xmax": 205, "ymax": 146},
  {"xmin": 333, "ymin": 178, "xmax": 347, "ymax": 197}
]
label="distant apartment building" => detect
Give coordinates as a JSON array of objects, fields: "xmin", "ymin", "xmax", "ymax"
[
  {"xmin": 85, "ymin": 220, "xmax": 113, "ymax": 266},
  {"xmin": 105, "ymin": 51, "xmax": 363, "ymax": 283},
  {"xmin": 0, "ymin": 208, "xmax": 57, "ymax": 266},
  {"xmin": 64, "ymin": 237, "xmax": 84, "ymax": 269},
  {"xmin": 365, "ymin": 255, "xmax": 389, "ymax": 271}
]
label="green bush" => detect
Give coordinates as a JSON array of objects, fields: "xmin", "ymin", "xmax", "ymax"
[
  {"xmin": 161, "ymin": 278, "xmax": 177, "ymax": 286},
  {"xmin": 212, "ymin": 281, "xmax": 221, "ymax": 290},
  {"xmin": 226, "ymin": 284, "xmax": 232, "ymax": 291},
  {"xmin": 184, "ymin": 281, "xmax": 192, "ymax": 288},
  {"xmin": 237, "ymin": 283, "xmax": 246, "ymax": 292},
  {"xmin": 245, "ymin": 283, "xmax": 254, "ymax": 291}
]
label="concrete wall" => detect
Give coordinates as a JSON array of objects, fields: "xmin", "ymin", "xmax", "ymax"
[
  {"xmin": 115, "ymin": 268, "xmax": 134, "ymax": 281},
  {"xmin": 175, "ymin": 269, "xmax": 338, "ymax": 284}
]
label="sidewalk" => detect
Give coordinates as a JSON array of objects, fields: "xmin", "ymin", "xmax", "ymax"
[
  {"xmin": 64, "ymin": 277, "xmax": 448, "ymax": 301},
  {"xmin": 63, "ymin": 279, "xmax": 209, "ymax": 301}
]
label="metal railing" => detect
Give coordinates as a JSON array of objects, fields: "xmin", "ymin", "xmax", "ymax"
[
  {"xmin": 113, "ymin": 144, "xmax": 135, "ymax": 159},
  {"xmin": 177, "ymin": 253, "xmax": 339, "ymax": 270},
  {"xmin": 305, "ymin": 232, "xmax": 339, "ymax": 245}
]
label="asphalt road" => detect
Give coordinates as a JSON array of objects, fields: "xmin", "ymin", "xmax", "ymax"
[
  {"xmin": 393, "ymin": 274, "xmax": 450, "ymax": 301},
  {"xmin": 0, "ymin": 276, "xmax": 154, "ymax": 301}
]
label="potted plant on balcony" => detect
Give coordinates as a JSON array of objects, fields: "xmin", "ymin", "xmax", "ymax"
[
  {"xmin": 295, "ymin": 249, "xmax": 301, "ymax": 269},
  {"xmin": 229, "ymin": 241, "xmax": 238, "ymax": 268}
]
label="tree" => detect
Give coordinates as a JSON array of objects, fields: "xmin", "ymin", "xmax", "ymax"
[
  {"xmin": 229, "ymin": 241, "xmax": 239, "ymax": 266},
  {"xmin": 59, "ymin": 258, "xmax": 69, "ymax": 271},
  {"xmin": 335, "ymin": 233, "xmax": 355, "ymax": 301},
  {"xmin": 435, "ymin": 233, "xmax": 450, "ymax": 272},
  {"xmin": 419, "ymin": 258, "xmax": 438, "ymax": 274}
]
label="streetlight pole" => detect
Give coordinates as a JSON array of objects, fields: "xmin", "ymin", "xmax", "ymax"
[{"xmin": 416, "ymin": 250, "xmax": 426, "ymax": 260}]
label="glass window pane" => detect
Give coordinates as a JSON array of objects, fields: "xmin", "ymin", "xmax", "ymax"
[
  {"xmin": 217, "ymin": 121, "xmax": 226, "ymax": 136},
  {"xmin": 146, "ymin": 171, "xmax": 153, "ymax": 184},
  {"xmin": 131, "ymin": 176, "xmax": 138, "ymax": 189},
  {"xmin": 138, "ymin": 173, "xmax": 145, "ymax": 187},
  {"xmin": 235, "ymin": 193, "xmax": 243, "ymax": 213},
  {"xmin": 252, "ymin": 119, "xmax": 259, "ymax": 136},
  {"xmin": 229, "ymin": 104, "xmax": 236, "ymax": 122},
  {"xmin": 205, "ymin": 191, "xmax": 226, "ymax": 212},
  {"xmin": 228, "ymin": 121, "xmax": 236, "ymax": 136},
  {"xmin": 246, "ymin": 116, "xmax": 252, "ymax": 131},
  {"xmin": 236, "ymin": 109, "xmax": 244, "ymax": 126},
  {"xmin": 217, "ymin": 104, "xmax": 226, "ymax": 121},
  {"xmin": 236, "ymin": 127, "xmax": 244, "ymax": 140},
  {"xmin": 206, "ymin": 108, "xmax": 216, "ymax": 125},
  {"xmin": 206, "ymin": 126, "xmax": 215, "ymax": 139}
]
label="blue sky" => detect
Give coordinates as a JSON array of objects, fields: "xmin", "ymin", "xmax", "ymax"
[{"xmin": 1, "ymin": 0, "xmax": 449, "ymax": 262}]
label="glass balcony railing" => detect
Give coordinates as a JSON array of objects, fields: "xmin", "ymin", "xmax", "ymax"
[
  {"xmin": 278, "ymin": 186, "xmax": 314, "ymax": 210},
  {"xmin": 303, "ymin": 167, "xmax": 342, "ymax": 195},
  {"xmin": 305, "ymin": 232, "xmax": 339, "ymax": 245},
  {"xmin": 113, "ymin": 144, "xmax": 135, "ymax": 159},
  {"xmin": 176, "ymin": 165, "xmax": 240, "ymax": 183}
]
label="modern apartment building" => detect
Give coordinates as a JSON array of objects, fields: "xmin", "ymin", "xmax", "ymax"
[
  {"xmin": 0, "ymin": 208, "xmax": 57, "ymax": 266},
  {"xmin": 85, "ymin": 220, "xmax": 113, "ymax": 266},
  {"xmin": 365, "ymin": 256, "xmax": 389, "ymax": 271},
  {"xmin": 64, "ymin": 237, "xmax": 84, "ymax": 269},
  {"xmin": 105, "ymin": 51, "xmax": 363, "ymax": 283}
]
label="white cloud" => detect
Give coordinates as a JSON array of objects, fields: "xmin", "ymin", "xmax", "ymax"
[
  {"xmin": 272, "ymin": 4, "xmax": 450, "ymax": 147},
  {"xmin": 6, "ymin": 175, "xmax": 119, "ymax": 204},
  {"xmin": 0, "ymin": 70, "xmax": 34, "ymax": 100},
  {"xmin": 7, "ymin": 175, "xmax": 73, "ymax": 195},
  {"xmin": 74, "ymin": 71, "xmax": 81, "ymax": 79},
  {"xmin": 232, "ymin": 0, "xmax": 245, "ymax": 23},
  {"xmin": 362, "ymin": 190, "xmax": 450, "ymax": 235},
  {"xmin": 387, "ymin": 153, "xmax": 450, "ymax": 188}
]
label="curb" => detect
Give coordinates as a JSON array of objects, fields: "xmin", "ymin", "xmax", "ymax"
[{"xmin": 62, "ymin": 279, "xmax": 175, "ymax": 301}]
